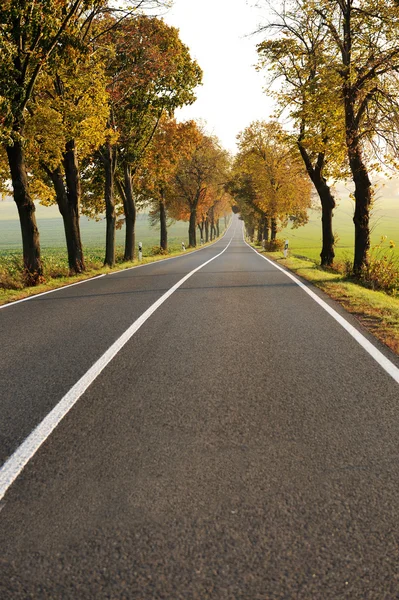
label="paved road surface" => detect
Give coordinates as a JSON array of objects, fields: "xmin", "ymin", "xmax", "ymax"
[{"xmin": 1, "ymin": 217, "xmax": 399, "ymax": 598}]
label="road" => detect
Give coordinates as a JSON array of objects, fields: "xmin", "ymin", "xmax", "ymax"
[{"xmin": 1, "ymin": 216, "xmax": 399, "ymax": 598}]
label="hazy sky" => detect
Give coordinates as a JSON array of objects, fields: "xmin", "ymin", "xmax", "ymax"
[{"xmin": 163, "ymin": 0, "xmax": 274, "ymax": 153}]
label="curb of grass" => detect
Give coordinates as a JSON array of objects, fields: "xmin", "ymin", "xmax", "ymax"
[
  {"xmin": 0, "ymin": 233, "xmax": 227, "ymax": 308},
  {"xmin": 249, "ymin": 243, "xmax": 399, "ymax": 356}
]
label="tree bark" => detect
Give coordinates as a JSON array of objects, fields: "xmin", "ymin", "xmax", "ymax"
[
  {"xmin": 271, "ymin": 218, "xmax": 277, "ymax": 241},
  {"xmin": 6, "ymin": 140, "xmax": 43, "ymax": 283},
  {"xmin": 122, "ymin": 163, "xmax": 136, "ymax": 261},
  {"xmin": 216, "ymin": 219, "xmax": 220, "ymax": 237},
  {"xmin": 103, "ymin": 141, "xmax": 117, "ymax": 267},
  {"xmin": 205, "ymin": 218, "xmax": 209, "ymax": 243},
  {"xmin": 159, "ymin": 194, "xmax": 167, "ymax": 251},
  {"xmin": 262, "ymin": 216, "xmax": 269, "ymax": 242},
  {"xmin": 209, "ymin": 208, "xmax": 215, "ymax": 241},
  {"xmin": 198, "ymin": 221, "xmax": 204, "ymax": 242},
  {"xmin": 257, "ymin": 215, "xmax": 263, "ymax": 243},
  {"xmin": 344, "ymin": 92, "xmax": 372, "ymax": 275},
  {"xmin": 189, "ymin": 208, "xmax": 197, "ymax": 247},
  {"xmin": 297, "ymin": 142, "xmax": 335, "ymax": 267},
  {"xmin": 46, "ymin": 165, "xmax": 84, "ymax": 274},
  {"xmin": 62, "ymin": 139, "xmax": 85, "ymax": 273},
  {"xmin": 352, "ymin": 162, "xmax": 371, "ymax": 275},
  {"xmin": 320, "ymin": 189, "xmax": 335, "ymax": 267}
]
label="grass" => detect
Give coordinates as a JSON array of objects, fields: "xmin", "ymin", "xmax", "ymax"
[
  {"xmin": 278, "ymin": 180, "xmax": 399, "ymax": 262},
  {"xmin": 251, "ymin": 246, "xmax": 399, "ymax": 356}
]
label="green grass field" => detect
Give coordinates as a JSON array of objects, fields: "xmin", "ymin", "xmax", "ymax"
[
  {"xmin": 0, "ymin": 199, "xmax": 204, "ymax": 264},
  {"xmin": 1, "ymin": 177, "xmax": 398, "ymax": 265},
  {"xmin": 279, "ymin": 180, "xmax": 399, "ymax": 261}
]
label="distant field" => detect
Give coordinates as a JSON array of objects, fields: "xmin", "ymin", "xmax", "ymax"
[
  {"xmin": 1, "ymin": 177, "xmax": 398, "ymax": 264},
  {"xmin": 0, "ymin": 200, "xmax": 207, "ymax": 262},
  {"xmin": 279, "ymin": 181, "xmax": 399, "ymax": 261}
]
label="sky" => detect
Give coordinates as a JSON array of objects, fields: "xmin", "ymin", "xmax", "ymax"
[{"xmin": 163, "ymin": 0, "xmax": 275, "ymax": 154}]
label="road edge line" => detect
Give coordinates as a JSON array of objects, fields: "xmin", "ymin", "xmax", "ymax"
[
  {"xmin": 0, "ymin": 274, "xmax": 107, "ymax": 311},
  {"xmin": 0, "ymin": 232, "xmax": 234, "ymax": 501},
  {"xmin": 243, "ymin": 230, "xmax": 399, "ymax": 385}
]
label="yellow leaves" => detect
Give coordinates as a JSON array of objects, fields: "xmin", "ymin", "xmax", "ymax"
[
  {"xmin": 233, "ymin": 120, "xmax": 312, "ymax": 225},
  {"xmin": 25, "ymin": 105, "xmax": 65, "ymax": 172}
]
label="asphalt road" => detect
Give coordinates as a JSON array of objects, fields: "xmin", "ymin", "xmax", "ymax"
[{"xmin": 1, "ymin": 216, "xmax": 399, "ymax": 598}]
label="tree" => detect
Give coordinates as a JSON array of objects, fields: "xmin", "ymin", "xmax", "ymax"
[
  {"xmin": 136, "ymin": 118, "xmax": 196, "ymax": 252},
  {"xmin": 257, "ymin": 0, "xmax": 346, "ymax": 266},
  {"xmin": 169, "ymin": 126, "xmax": 230, "ymax": 247},
  {"xmin": 311, "ymin": 0, "xmax": 399, "ymax": 275},
  {"xmin": 25, "ymin": 53, "xmax": 109, "ymax": 273},
  {"xmin": 231, "ymin": 121, "xmax": 312, "ymax": 240},
  {"xmin": 0, "ymin": 0, "xmax": 106, "ymax": 282},
  {"xmin": 104, "ymin": 15, "xmax": 202, "ymax": 261}
]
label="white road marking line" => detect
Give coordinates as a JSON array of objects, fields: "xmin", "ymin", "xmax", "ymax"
[
  {"xmin": 0, "ymin": 233, "xmax": 234, "ymax": 501},
  {"xmin": 243, "ymin": 227, "xmax": 399, "ymax": 385},
  {"xmin": 0, "ymin": 274, "xmax": 107, "ymax": 311}
]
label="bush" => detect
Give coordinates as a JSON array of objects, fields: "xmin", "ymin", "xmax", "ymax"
[
  {"xmin": 263, "ymin": 239, "xmax": 285, "ymax": 252},
  {"xmin": 341, "ymin": 240, "xmax": 399, "ymax": 296},
  {"xmin": 150, "ymin": 245, "xmax": 169, "ymax": 256}
]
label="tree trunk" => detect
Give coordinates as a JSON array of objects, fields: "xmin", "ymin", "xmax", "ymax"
[
  {"xmin": 46, "ymin": 165, "xmax": 84, "ymax": 274},
  {"xmin": 216, "ymin": 219, "xmax": 220, "ymax": 237},
  {"xmin": 122, "ymin": 163, "xmax": 136, "ymax": 261},
  {"xmin": 271, "ymin": 218, "xmax": 277, "ymax": 241},
  {"xmin": 189, "ymin": 208, "xmax": 197, "ymax": 247},
  {"xmin": 297, "ymin": 142, "xmax": 336, "ymax": 267},
  {"xmin": 352, "ymin": 166, "xmax": 372, "ymax": 276},
  {"xmin": 262, "ymin": 216, "xmax": 269, "ymax": 242},
  {"xmin": 344, "ymin": 90, "xmax": 372, "ymax": 275},
  {"xmin": 205, "ymin": 218, "xmax": 209, "ymax": 243},
  {"xmin": 257, "ymin": 216, "xmax": 263, "ymax": 243},
  {"xmin": 63, "ymin": 139, "xmax": 85, "ymax": 273},
  {"xmin": 159, "ymin": 195, "xmax": 167, "ymax": 251},
  {"xmin": 103, "ymin": 141, "xmax": 117, "ymax": 267},
  {"xmin": 198, "ymin": 221, "xmax": 204, "ymax": 242},
  {"xmin": 6, "ymin": 141, "xmax": 43, "ymax": 283},
  {"xmin": 319, "ymin": 187, "xmax": 335, "ymax": 267}
]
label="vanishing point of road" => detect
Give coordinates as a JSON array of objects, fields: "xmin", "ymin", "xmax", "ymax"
[{"xmin": 1, "ymin": 216, "xmax": 399, "ymax": 598}]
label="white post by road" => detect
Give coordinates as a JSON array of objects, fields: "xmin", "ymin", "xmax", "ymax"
[
  {"xmin": 138, "ymin": 242, "xmax": 143, "ymax": 261},
  {"xmin": 182, "ymin": 242, "xmax": 186, "ymax": 251},
  {"xmin": 284, "ymin": 240, "xmax": 289, "ymax": 258}
]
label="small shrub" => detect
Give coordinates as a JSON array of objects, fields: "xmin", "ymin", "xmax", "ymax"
[
  {"xmin": 362, "ymin": 250, "xmax": 399, "ymax": 295},
  {"xmin": 263, "ymin": 239, "xmax": 285, "ymax": 252},
  {"xmin": 150, "ymin": 246, "xmax": 168, "ymax": 256},
  {"xmin": 340, "ymin": 240, "xmax": 399, "ymax": 296}
]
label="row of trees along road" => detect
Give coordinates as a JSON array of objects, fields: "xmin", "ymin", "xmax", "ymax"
[
  {"xmin": 0, "ymin": 1, "xmax": 216, "ymax": 284},
  {"xmin": 229, "ymin": 121, "xmax": 312, "ymax": 242},
  {"xmin": 257, "ymin": 0, "xmax": 399, "ymax": 275},
  {"xmin": 134, "ymin": 119, "xmax": 232, "ymax": 250}
]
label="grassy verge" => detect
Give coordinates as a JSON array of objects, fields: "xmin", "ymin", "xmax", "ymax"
[
  {"xmin": 251, "ymin": 245, "xmax": 399, "ymax": 356},
  {"xmin": 0, "ymin": 239, "xmax": 220, "ymax": 307}
]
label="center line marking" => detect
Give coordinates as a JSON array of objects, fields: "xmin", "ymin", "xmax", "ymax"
[{"xmin": 0, "ymin": 232, "xmax": 235, "ymax": 501}]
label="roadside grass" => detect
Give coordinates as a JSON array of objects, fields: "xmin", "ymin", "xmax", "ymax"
[
  {"xmin": 251, "ymin": 245, "xmax": 399, "ymax": 356},
  {"xmin": 0, "ymin": 237, "xmax": 226, "ymax": 307}
]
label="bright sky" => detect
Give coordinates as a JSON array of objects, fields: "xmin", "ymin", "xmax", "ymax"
[{"xmin": 163, "ymin": 0, "xmax": 274, "ymax": 154}]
